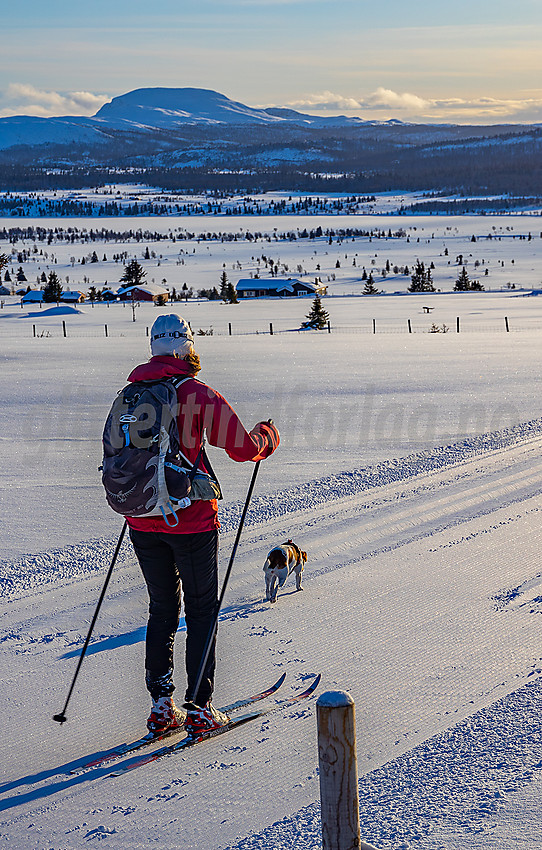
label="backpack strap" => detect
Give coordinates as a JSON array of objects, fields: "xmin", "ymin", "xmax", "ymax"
[{"xmin": 166, "ymin": 376, "xmax": 222, "ymax": 494}]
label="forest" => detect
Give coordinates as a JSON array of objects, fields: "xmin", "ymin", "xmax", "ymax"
[{"xmin": 0, "ymin": 121, "xmax": 541, "ymax": 197}]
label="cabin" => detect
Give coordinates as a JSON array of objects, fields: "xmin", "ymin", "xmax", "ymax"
[
  {"xmin": 21, "ymin": 290, "xmax": 44, "ymax": 304},
  {"xmin": 101, "ymin": 289, "xmax": 118, "ymax": 301},
  {"xmin": 235, "ymin": 278, "xmax": 326, "ymax": 298},
  {"xmin": 117, "ymin": 283, "xmax": 169, "ymax": 303},
  {"xmin": 61, "ymin": 291, "xmax": 86, "ymax": 303}
]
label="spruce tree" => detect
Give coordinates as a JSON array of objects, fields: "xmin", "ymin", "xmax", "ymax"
[
  {"xmin": 226, "ymin": 282, "xmax": 238, "ymax": 304},
  {"xmin": 408, "ymin": 260, "xmax": 435, "ymax": 293},
  {"xmin": 120, "ymin": 260, "xmax": 146, "ymax": 288},
  {"xmin": 219, "ymin": 270, "xmax": 229, "ymax": 301},
  {"xmin": 454, "ymin": 266, "xmax": 470, "ymax": 291},
  {"xmin": 303, "ymin": 296, "xmax": 329, "ymax": 329},
  {"xmin": 363, "ymin": 274, "xmax": 380, "ymax": 295},
  {"xmin": 43, "ymin": 271, "xmax": 63, "ymax": 303}
]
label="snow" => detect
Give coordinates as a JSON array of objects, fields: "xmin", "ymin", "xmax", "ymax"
[
  {"xmin": 1, "ymin": 209, "xmax": 542, "ymax": 849},
  {"xmin": 317, "ymin": 690, "xmax": 354, "ymax": 708}
]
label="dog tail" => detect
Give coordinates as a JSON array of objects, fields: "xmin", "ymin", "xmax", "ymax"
[{"xmin": 263, "ymin": 558, "xmax": 271, "ymax": 573}]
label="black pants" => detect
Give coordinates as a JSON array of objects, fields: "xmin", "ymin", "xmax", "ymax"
[{"xmin": 129, "ymin": 527, "xmax": 219, "ymax": 707}]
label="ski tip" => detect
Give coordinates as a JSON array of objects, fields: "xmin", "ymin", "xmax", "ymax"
[
  {"xmin": 307, "ymin": 673, "xmax": 321, "ymax": 692},
  {"xmin": 275, "ymin": 672, "xmax": 287, "ymax": 688}
]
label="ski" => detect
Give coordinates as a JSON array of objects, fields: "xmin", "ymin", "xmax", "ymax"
[
  {"xmin": 110, "ymin": 674, "xmax": 321, "ymax": 776},
  {"xmin": 69, "ymin": 672, "xmax": 286, "ymax": 774}
]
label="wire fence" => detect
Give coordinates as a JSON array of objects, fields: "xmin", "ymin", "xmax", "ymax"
[{"xmin": 1, "ymin": 315, "xmax": 542, "ymax": 339}]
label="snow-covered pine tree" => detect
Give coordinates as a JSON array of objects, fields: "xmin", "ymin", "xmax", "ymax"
[
  {"xmin": 219, "ymin": 270, "xmax": 230, "ymax": 301},
  {"xmin": 303, "ymin": 296, "xmax": 329, "ymax": 329},
  {"xmin": 363, "ymin": 274, "xmax": 380, "ymax": 295},
  {"xmin": 454, "ymin": 266, "xmax": 470, "ymax": 291},
  {"xmin": 226, "ymin": 282, "xmax": 238, "ymax": 304},
  {"xmin": 408, "ymin": 260, "xmax": 435, "ymax": 292},
  {"xmin": 43, "ymin": 271, "xmax": 63, "ymax": 303},
  {"xmin": 120, "ymin": 260, "xmax": 146, "ymax": 288}
]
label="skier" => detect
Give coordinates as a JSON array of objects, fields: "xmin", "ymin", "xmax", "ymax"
[{"xmin": 125, "ymin": 314, "xmax": 279, "ymax": 735}]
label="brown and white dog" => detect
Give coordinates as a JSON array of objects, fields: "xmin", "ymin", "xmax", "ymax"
[{"xmin": 263, "ymin": 540, "xmax": 307, "ymax": 603}]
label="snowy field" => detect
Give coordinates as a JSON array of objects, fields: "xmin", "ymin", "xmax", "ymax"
[{"xmin": 2, "ymin": 208, "xmax": 542, "ymax": 849}]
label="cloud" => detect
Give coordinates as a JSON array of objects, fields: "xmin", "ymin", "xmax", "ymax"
[
  {"xmin": 366, "ymin": 88, "xmax": 430, "ymax": 111},
  {"xmin": 276, "ymin": 88, "xmax": 542, "ymax": 123},
  {"xmin": 0, "ymin": 84, "xmax": 110, "ymax": 118},
  {"xmin": 281, "ymin": 90, "xmax": 365, "ymax": 112}
]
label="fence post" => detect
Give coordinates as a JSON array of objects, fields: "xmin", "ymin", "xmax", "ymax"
[
  {"xmin": 33, "ymin": 324, "xmax": 36, "ymax": 337},
  {"xmin": 229, "ymin": 322, "xmax": 232, "ymax": 336},
  {"xmin": 408, "ymin": 319, "xmax": 412, "ymax": 334},
  {"xmin": 104, "ymin": 324, "xmax": 108, "ymax": 338},
  {"xmin": 372, "ymin": 319, "xmax": 376, "ymax": 334},
  {"xmin": 269, "ymin": 322, "xmax": 274, "ymax": 336},
  {"xmin": 317, "ymin": 691, "xmax": 379, "ymax": 850},
  {"xmin": 456, "ymin": 316, "xmax": 460, "ymax": 333},
  {"xmin": 62, "ymin": 320, "xmax": 67, "ymax": 338},
  {"xmin": 505, "ymin": 316, "xmax": 510, "ymax": 332},
  {"xmin": 327, "ymin": 319, "xmax": 331, "ymax": 334}
]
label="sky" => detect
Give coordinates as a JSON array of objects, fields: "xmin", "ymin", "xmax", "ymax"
[{"xmin": 1, "ymin": 0, "xmax": 542, "ymax": 125}]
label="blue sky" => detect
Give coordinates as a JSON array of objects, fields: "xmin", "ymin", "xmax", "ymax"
[{"xmin": 2, "ymin": 0, "xmax": 542, "ymax": 123}]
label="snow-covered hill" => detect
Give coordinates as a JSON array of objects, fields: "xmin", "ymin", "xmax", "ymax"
[{"xmin": 0, "ymin": 87, "xmax": 369, "ymax": 152}]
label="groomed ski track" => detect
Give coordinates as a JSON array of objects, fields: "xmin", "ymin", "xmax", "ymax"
[{"xmin": 2, "ymin": 421, "xmax": 542, "ymax": 848}]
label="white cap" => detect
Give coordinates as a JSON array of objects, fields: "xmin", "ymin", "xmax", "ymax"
[{"xmin": 150, "ymin": 314, "xmax": 194, "ymax": 357}]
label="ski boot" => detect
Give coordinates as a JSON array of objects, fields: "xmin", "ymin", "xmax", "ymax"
[
  {"xmin": 183, "ymin": 701, "xmax": 230, "ymax": 736},
  {"xmin": 147, "ymin": 696, "xmax": 186, "ymax": 734}
]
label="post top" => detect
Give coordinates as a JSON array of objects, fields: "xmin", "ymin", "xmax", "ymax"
[{"xmin": 317, "ymin": 690, "xmax": 354, "ymax": 708}]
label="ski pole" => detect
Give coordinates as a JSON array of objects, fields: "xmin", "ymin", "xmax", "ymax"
[
  {"xmin": 53, "ymin": 521, "xmax": 128, "ymax": 724},
  {"xmin": 187, "ymin": 457, "xmax": 262, "ymax": 705}
]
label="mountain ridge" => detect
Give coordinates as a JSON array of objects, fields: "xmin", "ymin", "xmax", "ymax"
[
  {"xmin": 0, "ymin": 86, "xmax": 376, "ymax": 152},
  {"xmin": 1, "ymin": 87, "xmax": 541, "ymax": 195}
]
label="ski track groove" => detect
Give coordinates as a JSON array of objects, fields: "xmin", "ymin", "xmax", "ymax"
[
  {"xmin": 2, "ymin": 421, "xmax": 542, "ymax": 847},
  {"xmin": 3, "ymin": 418, "xmax": 542, "ymax": 603}
]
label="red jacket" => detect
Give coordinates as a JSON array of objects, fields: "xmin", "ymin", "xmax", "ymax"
[{"xmin": 125, "ymin": 355, "xmax": 279, "ymax": 534}]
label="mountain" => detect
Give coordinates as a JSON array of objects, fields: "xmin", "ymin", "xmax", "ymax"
[
  {"xmin": 0, "ymin": 87, "xmax": 372, "ymax": 152},
  {"xmin": 1, "ymin": 87, "xmax": 541, "ymax": 196},
  {"xmin": 93, "ymin": 87, "xmax": 284, "ymax": 128}
]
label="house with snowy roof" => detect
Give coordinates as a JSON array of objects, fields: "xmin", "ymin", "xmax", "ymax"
[
  {"xmin": 99, "ymin": 288, "xmax": 118, "ymax": 301},
  {"xmin": 235, "ymin": 277, "xmax": 326, "ymax": 298},
  {"xmin": 117, "ymin": 282, "xmax": 169, "ymax": 302},
  {"xmin": 21, "ymin": 290, "xmax": 44, "ymax": 304},
  {"xmin": 61, "ymin": 291, "xmax": 86, "ymax": 303}
]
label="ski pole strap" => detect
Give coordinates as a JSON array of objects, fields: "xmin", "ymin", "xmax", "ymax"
[{"xmin": 188, "ymin": 439, "xmax": 206, "ymax": 483}]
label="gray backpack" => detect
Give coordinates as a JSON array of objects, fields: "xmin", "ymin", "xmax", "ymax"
[{"xmin": 101, "ymin": 377, "xmax": 204, "ymax": 527}]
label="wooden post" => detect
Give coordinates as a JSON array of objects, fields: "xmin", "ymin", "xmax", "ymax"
[
  {"xmin": 33, "ymin": 324, "xmax": 36, "ymax": 337},
  {"xmin": 146, "ymin": 326, "xmax": 149, "ymax": 337},
  {"xmin": 229, "ymin": 322, "xmax": 232, "ymax": 336},
  {"xmin": 456, "ymin": 316, "xmax": 460, "ymax": 333},
  {"xmin": 372, "ymin": 318, "xmax": 376, "ymax": 334},
  {"xmin": 104, "ymin": 324, "xmax": 108, "ymax": 338},
  {"xmin": 327, "ymin": 319, "xmax": 331, "ymax": 333},
  {"xmin": 318, "ymin": 691, "xmax": 378, "ymax": 850},
  {"xmin": 269, "ymin": 322, "xmax": 274, "ymax": 336},
  {"xmin": 408, "ymin": 319, "xmax": 412, "ymax": 334},
  {"xmin": 505, "ymin": 316, "xmax": 510, "ymax": 332},
  {"xmin": 62, "ymin": 320, "xmax": 67, "ymax": 338}
]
